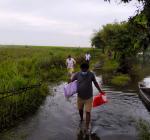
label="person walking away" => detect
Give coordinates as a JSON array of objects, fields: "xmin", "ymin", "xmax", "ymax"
[
  {"xmin": 71, "ymin": 63, "xmax": 102, "ymax": 134},
  {"xmin": 85, "ymin": 52, "xmax": 91, "ymax": 64},
  {"xmin": 66, "ymin": 55, "xmax": 76, "ymax": 76}
]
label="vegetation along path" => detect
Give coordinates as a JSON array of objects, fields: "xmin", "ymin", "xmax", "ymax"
[{"xmin": 0, "ymin": 76, "xmax": 150, "ymax": 140}]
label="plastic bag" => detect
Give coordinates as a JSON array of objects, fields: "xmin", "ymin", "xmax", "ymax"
[
  {"xmin": 64, "ymin": 80, "xmax": 77, "ymax": 98},
  {"xmin": 93, "ymin": 91, "xmax": 108, "ymax": 107}
]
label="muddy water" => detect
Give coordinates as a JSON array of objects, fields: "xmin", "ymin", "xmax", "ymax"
[{"xmin": 0, "ymin": 76, "xmax": 150, "ymax": 140}]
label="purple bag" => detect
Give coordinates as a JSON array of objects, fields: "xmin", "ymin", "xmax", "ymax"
[{"xmin": 64, "ymin": 80, "xmax": 77, "ymax": 98}]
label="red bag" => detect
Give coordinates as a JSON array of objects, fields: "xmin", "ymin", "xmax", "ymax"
[{"xmin": 93, "ymin": 92, "xmax": 108, "ymax": 108}]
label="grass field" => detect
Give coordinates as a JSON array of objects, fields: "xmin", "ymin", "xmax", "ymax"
[
  {"xmin": 0, "ymin": 45, "xmax": 96, "ymax": 91},
  {"xmin": 0, "ymin": 45, "xmax": 99, "ymax": 130}
]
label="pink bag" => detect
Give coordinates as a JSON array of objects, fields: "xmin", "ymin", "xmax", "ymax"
[{"xmin": 64, "ymin": 80, "xmax": 77, "ymax": 98}]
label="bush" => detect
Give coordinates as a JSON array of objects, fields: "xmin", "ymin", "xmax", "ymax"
[
  {"xmin": 129, "ymin": 64, "xmax": 143, "ymax": 80},
  {"xmin": 137, "ymin": 120, "xmax": 150, "ymax": 140},
  {"xmin": 102, "ymin": 60, "xmax": 119, "ymax": 73},
  {"xmin": 111, "ymin": 74, "xmax": 131, "ymax": 86}
]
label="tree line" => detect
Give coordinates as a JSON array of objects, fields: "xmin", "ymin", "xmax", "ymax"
[{"xmin": 91, "ymin": 0, "xmax": 150, "ymax": 74}]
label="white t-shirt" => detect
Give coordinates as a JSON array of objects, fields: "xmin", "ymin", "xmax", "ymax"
[
  {"xmin": 66, "ymin": 58, "xmax": 76, "ymax": 68},
  {"xmin": 85, "ymin": 54, "xmax": 91, "ymax": 61}
]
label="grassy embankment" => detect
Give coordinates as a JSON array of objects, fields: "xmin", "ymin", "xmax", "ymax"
[
  {"xmin": 94, "ymin": 52, "xmax": 150, "ymax": 87},
  {"xmin": 0, "ymin": 45, "xmax": 100, "ymax": 130},
  {"xmin": 137, "ymin": 120, "xmax": 150, "ymax": 140}
]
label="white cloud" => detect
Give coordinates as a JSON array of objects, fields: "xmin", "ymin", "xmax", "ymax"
[
  {"xmin": 0, "ymin": 0, "xmax": 141, "ymax": 47},
  {"xmin": 0, "ymin": 10, "xmax": 77, "ymax": 29}
]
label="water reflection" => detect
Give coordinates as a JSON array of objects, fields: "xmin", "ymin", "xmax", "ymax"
[
  {"xmin": 77, "ymin": 130, "xmax": 101, "ymax": 140},
  {"xmin": 143, "ymin": 76, "xmax": 150, "ymax": 87}
]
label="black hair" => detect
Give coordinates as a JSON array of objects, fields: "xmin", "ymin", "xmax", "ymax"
[{"xmin": 80, "ymin": 63, "xmax": 89, "ymax": 69}]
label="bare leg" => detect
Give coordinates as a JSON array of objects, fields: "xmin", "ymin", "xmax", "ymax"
[
  {"xmin": 86, "ymin": 112, "xmax": 91, "ymax": 130},
  {"xmin": 79, "ymin": 109, "xmax": 83, "ymax": 122}
]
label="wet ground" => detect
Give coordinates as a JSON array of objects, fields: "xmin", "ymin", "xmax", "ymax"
[{"xmin": 0, "ymin": 76, "xmax": 150, "ymax": 140}]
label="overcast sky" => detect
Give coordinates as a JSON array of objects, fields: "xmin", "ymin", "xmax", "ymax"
[{"xmin": 0, "ymin": 0, "xmax": 141, "ymax": 47}]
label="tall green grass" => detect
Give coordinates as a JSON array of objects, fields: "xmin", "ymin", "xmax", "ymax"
[
  {"xmin": 0, "ymin": 46, "xmax": 98, "ymax": 130},
  {"xmin": 0, "ymin": 46, "xmax": 94, "ymax": 91},
  {"xmin": 137, "ymin": 120, "xmax": 150, "ymax": 140}
]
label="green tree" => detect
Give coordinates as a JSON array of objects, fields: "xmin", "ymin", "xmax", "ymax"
[
  {"xmin": 104, "ymin": 0, "xmax": 150, "ymax": 48},
  {"xmin": 91, "ymin": 21, "xmax": 146, "ymax": 73},
  {"xmin": 91, "ymin": 32, "xmax": 105, "ymax": 53}
]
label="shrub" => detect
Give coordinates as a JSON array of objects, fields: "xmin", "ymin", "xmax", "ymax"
[
  {"xmin": 37, "ymin": 56, "xmax": 65, "ymax": 70},
  {"xmin": 111, "ymin": 74, "xmax": 131, "ymax": 86},
  {"xmin": 137, "ymin": 120, "xmax": 150, "ymax": 140},
  {"xmin": 129, "ymin": 64, "xmax": 143, "ymax": 80},
  {"xmin": 76, "ymin": 55, "xmax": 85, "ymax": 64},
  {"xmin": 102, "ymin": 60, "xmax": 119, "ymax": 73},
  {"xmin": 99, "ymin": 54, "xmax": 108, "ymax": 62}
]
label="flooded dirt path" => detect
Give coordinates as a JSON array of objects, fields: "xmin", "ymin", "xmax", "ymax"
[{"xmin": 0, "ymin": 76, "xmax": 150, "ymax": 140}]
